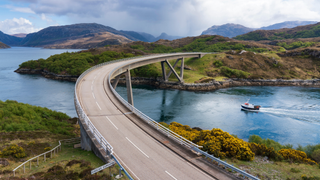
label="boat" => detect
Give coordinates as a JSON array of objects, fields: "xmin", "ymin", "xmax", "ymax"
[{"xmin": 241, "ymin": 99, "xmax": 260, "ymax": 112}]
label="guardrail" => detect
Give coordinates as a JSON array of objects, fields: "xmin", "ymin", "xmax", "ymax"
[
  {"xmin": 75, "ymin": 52, "xmax": 260, "ymax": 180},
  {"xmin": 12, "ymin": 137, "xmax": 80, "ymax": 177}
]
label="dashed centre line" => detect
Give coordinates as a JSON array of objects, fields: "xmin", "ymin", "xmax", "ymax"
[
  {"xmin": 92, "ymin": 92, "xmax": 95, "ymax": 99},
  {"xmin": 96, "ymin": 102, "xmax": 101, "ymax": 110},
  {"xmin": 165, "ymin": 171, "xmax": 178, "ymax": 180},
  {"xmin": 106, "ymin": 116, "xmax": 118, "ymax": 130},
  {"xmin": 126, "ymin": 137, "xmax": 149, "ymax": 158}
]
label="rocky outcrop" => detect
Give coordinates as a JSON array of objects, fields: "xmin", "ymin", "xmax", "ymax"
[
  {"xmin": 14, "ymin": 68, "xmax": 78, "ymax": 82},
  {"xmin": 278, "ymin": 49, "xmax": 320, "ymax": 59}
]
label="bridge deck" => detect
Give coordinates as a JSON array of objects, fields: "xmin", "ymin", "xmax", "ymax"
[{"xmin": 76, "ymin": 56, "xmax": 234, "ymax": 180}]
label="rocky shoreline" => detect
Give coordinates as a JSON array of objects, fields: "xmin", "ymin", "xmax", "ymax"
[
  {"xmin": 117, "ymin": 77, "xmax": 320, "ymax": 91},
  {"xmin": 14, "ymin": 68, "xmax": 78, "ymax": 82},
  {"xmin": 15, "ymin": 68, "xmax": 320, "ymax": 90}
]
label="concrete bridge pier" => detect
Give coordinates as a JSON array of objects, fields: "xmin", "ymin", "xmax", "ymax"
[
  {"xmin": 78, "ymin": 118, "xmax": 110, "ymax": 163},
  {"xmin": 125, "ymin": 69, "xmax": 134, "ymax": 106}
]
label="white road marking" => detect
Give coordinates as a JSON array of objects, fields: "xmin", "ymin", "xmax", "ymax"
[
  {"xmin": 106, "ymin": 116, "xmax": 118, "ymax": 130},
  {"xmin": 96, "ymin": 102, "xmax": 101, "ymax": 110},
  {"xmin": 114, "ymin": 153, "xmax": 140, "ymax": 180},
  {"xmin": 126, "ymin": 137, "xmax": 149, "ymax": 158},
  {"xmin": 91, "ymin": 85, "xmax": 93, "ymax": 91},
  {"xmin": 92, "ymin": 92, "xmax": 95, "ymax": 99},
  {"xmin": 94, "ymin": 76, "xmax": 97, "ymax": 79},
  {"xmin": 165, "ymin": 171, "xmax": 178, "ymax": 180}
]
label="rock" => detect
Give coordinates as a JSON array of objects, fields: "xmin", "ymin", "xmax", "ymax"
[
  {"xmin": 239, "ymin": 50, "xmax": 247, "ymax": 55},
  {"xmin": 227, "ymin": 55, "xmax": 234, "ymax": 59}
]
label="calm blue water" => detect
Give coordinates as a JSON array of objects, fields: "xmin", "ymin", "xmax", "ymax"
[
  {"xmin": 0, "ymin": 47, "xmax": 79, "ymax": 117},
  {"xmin": 116, "ymin": 85, "xmax": 320, "ymax": 147},
  {"xmin": 1, "ymin": 47, "xmax": 319, "ymax": 147}
]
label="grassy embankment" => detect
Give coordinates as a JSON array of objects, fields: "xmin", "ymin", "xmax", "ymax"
[
  {"xmin": 17, "ymin": 35, "xmax": 320, "ymax": 83},
  {"xmin": 0, "ymin": 100, "xmax": 128, "ymax": 179},
  {"xmin": 161, "ymin": 122, "xmax": 320, "ymax": 180}
]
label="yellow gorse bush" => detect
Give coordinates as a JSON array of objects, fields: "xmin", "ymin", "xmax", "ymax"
[
  {"xmin": 279, "ymin": 149, "xmax": 317, "ymax": 165},
  {"xmin": 169, "ymin": 122, "xmax": 254, "ymax": 161},
  {"xmin": 2, "ymin": 144, "xmax": 26, "ymax": 158}
]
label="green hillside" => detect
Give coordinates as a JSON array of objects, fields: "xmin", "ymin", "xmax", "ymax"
[
  {"xmin": 0, "ymin": 100, "xmax": 74, "ymax": 135},
  {"xmin": 235, "ymin": 23, "xmax": 320, "ymax": 41}
]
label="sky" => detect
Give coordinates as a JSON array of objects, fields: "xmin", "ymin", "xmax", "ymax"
[{"xmin": 0, "ymin": 0, "xmax": 319, "ymax": 36}]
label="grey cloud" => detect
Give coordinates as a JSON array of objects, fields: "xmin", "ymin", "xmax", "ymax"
[{"xmin": 8, "ymin": 0, "xmax": 320, "ymax": 36}]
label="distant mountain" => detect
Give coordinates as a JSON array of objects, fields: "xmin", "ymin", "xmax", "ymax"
[
  {"xmin": 11, "ymin": 33, "xmax": 27, "ymax": 38},
  {"xmin": 202, "ymin": 21, "xmax": 319, "ymax": 38},
  {"xmin": 20, "ymin": 23, "xmax": 139, "ymax": 47},
  {"xmin": 153, "ymin": 33, "xmax": 183, "ymax": 41},
  {"xmin": 235, "ymin": 22, "xmax": 320, "ymax": 41},
  {"xmin": 120, "ymin": 30, "xmax": 149, "ymax": 42},
  {"xmin": 0, "ymin": 41, "xmax": 10, "ymax": 49},
  {"xmin": 201, "ymin": 23, "xmax": 255, "ymax": 38},
  {"xmin": 260, "ymin": 21, "xmax": 318, "ymax": 30},
  {"xmin": 0, "ymin": 31, "xmax": 23, "ymax": 46},
  {"xmin": 137, "ymin": 32, "xmax": 156, "ymax": 42}
]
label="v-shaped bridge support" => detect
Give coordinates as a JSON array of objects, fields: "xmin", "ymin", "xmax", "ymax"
[{"xmin": 161, "ymin": 57, "xmax": 184, "ymax": 83}]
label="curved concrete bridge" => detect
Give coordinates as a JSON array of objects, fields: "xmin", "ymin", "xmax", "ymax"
[{"xmin": 75, "ymin": 53, "xmax": 258, "ymax": 180}]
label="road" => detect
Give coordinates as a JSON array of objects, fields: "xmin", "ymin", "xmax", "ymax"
[{"xmin": 76, "ymin": 56, "xmax": 232, "ymax": 180}]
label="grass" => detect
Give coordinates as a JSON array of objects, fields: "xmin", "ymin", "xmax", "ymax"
[
  {"xmin": 0, "ymin": 140, "xmax": 129, "ymax": 179},
  {"xmin": 224, "ymin": 156, "xmax": 320, "ymax": 180}
]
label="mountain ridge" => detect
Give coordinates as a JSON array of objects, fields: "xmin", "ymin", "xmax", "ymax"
[
  {"xmin": 202, "ymin": 21, "xmax": 318, "ymax": 38},
  {"xmin": 235, "ymin": 22, "xmax": 320, "ymax": 41}
]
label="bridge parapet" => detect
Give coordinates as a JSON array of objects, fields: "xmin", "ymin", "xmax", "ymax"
[{"xmin": 75, "ymin": 52, "xmax": 259, "ymax": 180}]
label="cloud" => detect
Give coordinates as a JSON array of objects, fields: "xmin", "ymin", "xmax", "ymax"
[
  {"xmin": 8, "ymin": 0, "xmax": 320, "ymax": 36},
  {"xmin": 3, "ymin": 5, "xmax": 35, "ymax": 14},
  {"xmin": 0, "ymin": 18, "xmax": 41, "ymax": 34}
]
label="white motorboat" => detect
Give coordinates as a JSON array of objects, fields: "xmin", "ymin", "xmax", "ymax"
[{"xmin": 241, "ymin": 99, "xmax": 260, "ymax": 112}]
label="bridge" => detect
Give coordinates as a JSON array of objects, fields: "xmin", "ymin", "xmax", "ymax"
[{"xmin": 75, "ymin": 53, "xmax": 259, "ymax": 180}]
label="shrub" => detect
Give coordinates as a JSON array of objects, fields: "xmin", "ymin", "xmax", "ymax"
[
  {"xmin": 249, "ymin": 143, "xmax": 283, "ymax": 161},
  {"xmin": 169, "ymin": 122, "xmax": 254, "ymax": 161},
  {"xmin": 311, "ymin": 149, "xmax": 320, "ymax": 163},
  {"xmin": 2, "ymin": 144, "xmax": 26, "ymax": 158},
  {"xmin": 290, "ymin": 168, "xmax": 301, "ymax": 173},
  {"xmin": 301, "ymin": 175, "xmax": 320, "ymax": 180},
  {"xmin": 220, "ymin": 66, "xmax": 250, "ymax": 78},
  {"xmin": 248, "ymin": 134, "xmax": 292, "ymax": 151},
  {"xmin": 279, "ymin": 149, "xmax": 317, "ymax": 165},
  {"xmin": 44, "ymin": 147, "xmax": 52, "ymax": 151},
  {"xmin": 213, "ymin": 60, "xmax": 223, "ymax": 67}
]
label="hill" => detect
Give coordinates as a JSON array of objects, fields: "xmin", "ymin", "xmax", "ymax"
[
  {"xmin": 201, "ymin": 23, "xmax": 255, "ymax": 38},
  {"xmin": 120, "ymin": 30, "xmax": 149, "ymax": 42},
  {"xmin": 235, "ymin": 22, "xmax": 320, "ymax": 41},
  {"xmin": 260, "ymin": 21, "xmax": 318, "ymax": 30},
  {"xmin": 0, "ymin": 41, "xmax": 10, "ymax": 49},
  {"xmin": 0, "ymin": 31, "xmax": 23, "ymax": 46},
  {"xmin": 19, "ymin": 23, "xmax": 139, "ymax": 47},
  {"xmin": 44, "ymin": 32, "xmax": 132, "ymax": 49},
  {"xmin": 138, "ymin": 32, "xmax": 156, "ymax": 42},
  {"xmin": 153, "ymin": 32, "xmax": 183, "ymax": 41}
]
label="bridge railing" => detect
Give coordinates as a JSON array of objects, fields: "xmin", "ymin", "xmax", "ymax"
[{"xmin": 75, "ymin": 52, "xmax": 259, "ymax": 180}]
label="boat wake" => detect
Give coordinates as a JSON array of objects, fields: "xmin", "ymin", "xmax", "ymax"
[{"xmin": 259, "ymin": 106, "xmax": 320, "ymax": 124}]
